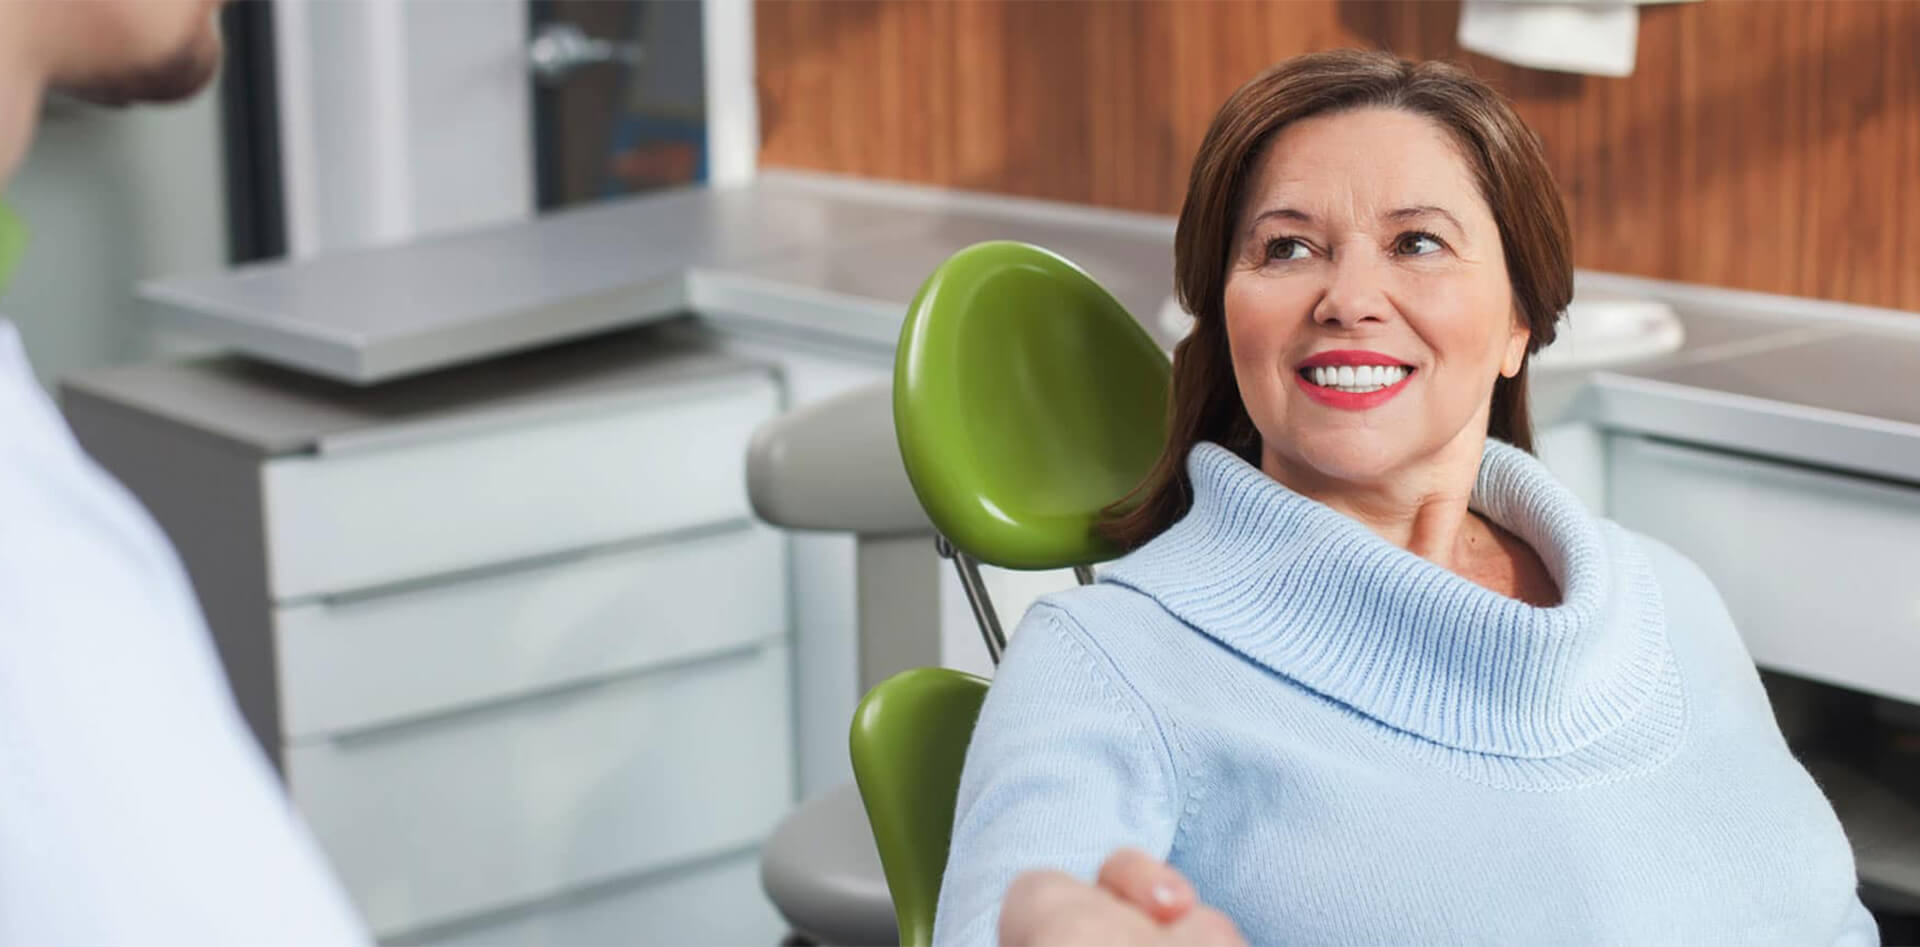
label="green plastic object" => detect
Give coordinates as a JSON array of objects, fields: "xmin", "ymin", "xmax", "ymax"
[
  {"xmin": 857, "ymin": 243, "xmax": 1167, "ymax": 943},
  {"xmin": 850, "ymin": 667, "xmax": 991, "ymax": 947},
  {"xmin": 0, "ymin": 202, "xmax": 26, "ymax": 295},
  {"xmin": 894, "ymin": 241, "xmax": 1172, "ymax": 570}
]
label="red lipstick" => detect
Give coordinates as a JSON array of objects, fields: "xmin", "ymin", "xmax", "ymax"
[{"xmin": 1294, "ymin": 349, "xmax": 1415, "ymax": 411}]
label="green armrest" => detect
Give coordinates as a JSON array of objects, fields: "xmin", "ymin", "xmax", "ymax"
[{"xmin": 849, "ymin": 668, "xmax": 991, "ymax": 947}]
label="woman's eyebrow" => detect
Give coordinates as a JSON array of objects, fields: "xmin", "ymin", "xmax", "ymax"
[
  {"xmin": 1244, "ymin": 207, "xmax": 1314, "ymax": 235},
  {"xmin": 1386, "ymin": 205, "xmax": 1465, "ymax": 233},
  {"xmin": 1245, "ymin": 205, "xmax": 1466, "ymax": 235}
]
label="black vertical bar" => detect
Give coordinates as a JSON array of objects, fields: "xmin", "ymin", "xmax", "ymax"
[
  {"xmin": 218, "ymin": 0, "xmax": 287, "ymax": 263},
  {"xmin": 530, "ymin": 0, "xmax": 564, "ymax": 211}
]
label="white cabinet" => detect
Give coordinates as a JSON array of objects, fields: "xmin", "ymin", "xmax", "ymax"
[
  {"xmin": 274, "ymin": 525, "xmax": 785, "ymax": 740},
  {"xmin": 289, "ymin": 645, "xmax": 791, "ymax": 934},
  {"xmin": 403, "ymin": 851, "xmax": 780, "ymax": 947},
  {"xmin": 62, "ymin": 327, "xmax": 793, "ymax": 944},
  {"xmin": 1534, "ymin": 421, "xmax": 1608, "ymax": 514},
  {"xmin": 263, "ymin": 378, "xmax": 776, "ymax": 599},
  {"xmin": 1607, "ymin": 435, "xmax": 1920, "ymax": 706}
]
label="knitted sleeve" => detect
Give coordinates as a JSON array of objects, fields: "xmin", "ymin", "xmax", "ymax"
[{"xmin": 931, "ymin": 602, "xmax": 1182, "ymax": 947}]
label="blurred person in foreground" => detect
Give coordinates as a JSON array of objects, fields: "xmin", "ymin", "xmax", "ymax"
[{"xmin": 0, "ymin": 3, "xmax": 367, "ymax": 943}]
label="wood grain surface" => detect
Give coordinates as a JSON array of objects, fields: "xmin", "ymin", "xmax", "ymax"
[{"xmin": 756, "ymin": 0, "xmax": 1920, "ymax": 311}]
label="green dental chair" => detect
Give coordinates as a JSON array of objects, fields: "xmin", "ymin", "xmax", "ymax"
[
  {"xmin": 851, "ymin": 241, "xmax": 1172, "ymax": 946},
  {"xmin": 751, "ymin": 241, "xmax": 1170, "ymax": 946}
]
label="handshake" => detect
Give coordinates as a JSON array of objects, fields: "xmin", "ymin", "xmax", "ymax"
[{"xmin": 999, "ymin": 849, "xmax": 1246, "ymax": 947}]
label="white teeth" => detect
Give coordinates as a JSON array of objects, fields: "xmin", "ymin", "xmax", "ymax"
[{"xmin": 1304, "ymin": 363, "xmax": 1409, "ymax": 393}]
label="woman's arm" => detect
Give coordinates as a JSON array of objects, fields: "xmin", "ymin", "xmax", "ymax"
[{"xmin": 932, "ymin": 603, "xmax": 1184, "ymax": 946}]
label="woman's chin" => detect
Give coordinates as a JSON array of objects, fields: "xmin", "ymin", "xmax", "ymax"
[{"xmin": 1266, "ymin": 431, "xmax": 1412, "ymax": 487}]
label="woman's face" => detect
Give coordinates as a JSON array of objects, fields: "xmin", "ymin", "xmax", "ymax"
[{"xmin": 1223, "ymin": 106, "xmax": 1529, "ymax": 490}]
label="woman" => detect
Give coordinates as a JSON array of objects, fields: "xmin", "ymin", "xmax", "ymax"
[{"xmin": 933, "ymin": 50, "xmax": 1876, "ymax": 945}]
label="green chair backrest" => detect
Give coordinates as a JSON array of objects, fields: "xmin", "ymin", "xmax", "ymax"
[
  {"xmin": 894, "ymin": 241, "xmax": 1172, "ymax": 570},
  {"xmin": 849, "ymin": 668, "xmax": 990, "ymax": 947}
]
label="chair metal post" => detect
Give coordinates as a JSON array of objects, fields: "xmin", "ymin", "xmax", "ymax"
[
  {"xmin": 935, "ymin": 535, "xmax": 1007, "ymax": 666},
  {"xmin": 1073, "ymin": 565, "xmax": 1095, "ymax": 586}
]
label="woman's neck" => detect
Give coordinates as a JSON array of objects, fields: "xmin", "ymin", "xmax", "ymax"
[
  {"xmin": 1259, "ymin": 432, "xmax": 1561, "ymax": 606},
  {"xmin": 1105, "ymin": 440, "xmax": 1672, "ymax": 762},
  {"xmin": 1258, "ymin": 432, "xmax": 1492, "ymax": 573}
]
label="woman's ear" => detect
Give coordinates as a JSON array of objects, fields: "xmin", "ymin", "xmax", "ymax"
[{"xmin": 1500, "ymin": 316, "xmax": 1531, "ymax": 379}]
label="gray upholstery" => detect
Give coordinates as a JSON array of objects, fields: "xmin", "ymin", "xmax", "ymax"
[
  {"xmin": 761, "ymin": 783, "xmax": 898, "ymax": 946},
  {"xmin": 746, "ymin": 382, "xmax": 931, "ymax": 535},
  {"xmin": 749, "ymin": 382, "xmax": 931, "ymax": 944}
]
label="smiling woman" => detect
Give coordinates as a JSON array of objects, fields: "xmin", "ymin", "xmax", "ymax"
[
  {"xmin": 933, "ymin": 50, "xmax": 1878, "ymax": 947},
  {"xmin": 1106, "ymin": 53, "xmax": 1571, "ymax": 557}
]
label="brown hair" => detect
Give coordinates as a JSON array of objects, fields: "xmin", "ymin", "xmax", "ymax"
[{"xmin": 1103, "ymin": 49, "xmax": 1573, "ymax": 550}]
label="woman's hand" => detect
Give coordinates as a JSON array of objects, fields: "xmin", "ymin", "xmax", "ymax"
[{"xmin": 998, "ymin": 848, "xmax": 1245, "ymax": 946}]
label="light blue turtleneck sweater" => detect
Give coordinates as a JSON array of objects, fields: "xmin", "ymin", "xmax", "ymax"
[{"xmin": 933, "ymin": 440, "xmax": 1876, "ymax": 945}]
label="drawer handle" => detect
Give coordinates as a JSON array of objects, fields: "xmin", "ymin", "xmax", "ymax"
[{"xmin": 321, "ymin": 640, "xmax": 777, "ymax": 748}]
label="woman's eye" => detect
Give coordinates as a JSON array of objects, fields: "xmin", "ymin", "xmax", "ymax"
[
  {"xmin": 1396, "ymin": 232, "xmax": 1444, "ymax": 256},
  {"xmin": 1265, "ymin": 237, "xmax": 1311, "ymax": 262}
]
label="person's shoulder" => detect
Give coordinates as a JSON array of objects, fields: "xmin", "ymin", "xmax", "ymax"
[
  {"xmin": 1602, "ymin": 520, "xmax": 1762, "ymax": 672},
  {"xmin": 997, "ymin": 581, "xmax": 1213, "ymax": 713},
  {"xmin": 1019, "ymin": 580, "xmax": 1189, "ymax": 659},
  {"xmin": 1603, "ymin": 521, "xmax": 1722, "ymax": 605}
]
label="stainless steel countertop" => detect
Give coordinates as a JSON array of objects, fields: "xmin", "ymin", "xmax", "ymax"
[
  {"xmin": 137, "ymin": 169, "xmax": 1920, "ymax": 485},
  {"xmin": 60, "ymin": 319, "xmax": 760, "ymax": 456},
  {"xmin": 140, "ymin": 172, "xmax": 1180, "ymax": 381},
  {"xmin": 1560, "ymin": 271, "xmax": 1920, "ymax": 484}
]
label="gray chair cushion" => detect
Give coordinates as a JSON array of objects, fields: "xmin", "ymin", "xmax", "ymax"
[{"xmin": 761, "ymin": 783, "xmax": 898, "ymax": 946}]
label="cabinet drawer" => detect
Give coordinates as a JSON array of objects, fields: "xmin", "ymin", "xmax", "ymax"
[
  {"xmin": 1608, "ymin": 436, "xmax": 1920, "ymax": 704},
  {"xmin": 264, "ymin": 375, "xmax": 779, "ymax": 599},
  {"xmin": 276, "ymin": 526, "xmax": 785, "ymax": 740},
  {"xmin": 288, "ymin": 644, "xmax": 793, "ymax": 938},
  {"xmin": 396, "ymin": 851, "xmax": 783, "ymax": 947}
]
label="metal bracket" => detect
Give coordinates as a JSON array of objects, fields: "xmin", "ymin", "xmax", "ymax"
[{"xmin": 936, "ymin": 535, "xmax": 1006, "ymax": 665}]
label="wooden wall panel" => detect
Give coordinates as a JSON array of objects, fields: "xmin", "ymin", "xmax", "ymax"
[{"xmin": 756, "ymin": 0, "xmax": 1920, "ymax": 312}]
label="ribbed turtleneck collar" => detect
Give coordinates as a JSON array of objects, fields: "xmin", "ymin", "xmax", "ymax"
[{"xmin": 1103, "ymin": 440, "xmax": 1671, "ymax": 760}]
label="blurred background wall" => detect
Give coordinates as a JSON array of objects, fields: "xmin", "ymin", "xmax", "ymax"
[
  {"xmin": 3, "ymin": 95, "xmax": 228, "ymax": 386},
  {"xmin": 756, "ymin": 0, "xmax": 1920, "ymax": 312}
]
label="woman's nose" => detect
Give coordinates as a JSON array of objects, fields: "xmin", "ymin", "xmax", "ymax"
[{"xmin": 1312, "ymin": 255, "xmax": 1394, "ymax": 327}]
